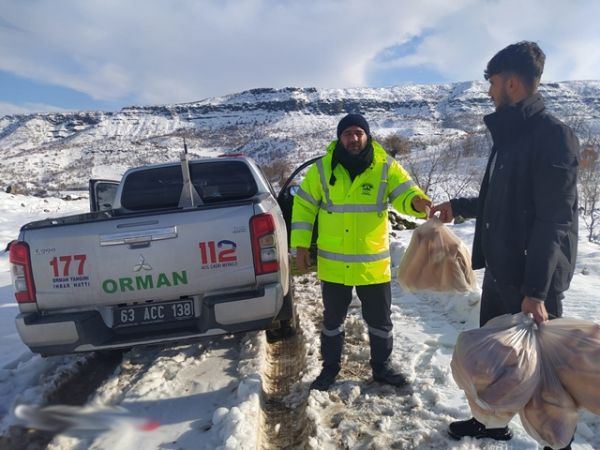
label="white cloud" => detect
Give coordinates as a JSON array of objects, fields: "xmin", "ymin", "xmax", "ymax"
[
  {"xmin": 0, "ymin": 101, "xmax": 70, "ymax": 117},
  {"xmin": 0, "ymin": 0, "xmax": 599, "ymax": 107},
  {"xmin": 379, "ymin": 0, "xmax": 600, "ymax": 83}
]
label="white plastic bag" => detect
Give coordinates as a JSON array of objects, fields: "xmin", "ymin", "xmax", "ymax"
[
  {"xmin": 519, "ymin": 336, "xmax": 578, "ymax": 450},
  {"xmin": 452, "ymin": 314, "xmax": 600, "ymax": 447},
  {"xmin": 537, "ymin": 318, "xmax": 600, "ymax": 415},
  {"xmin": 467, "ymin": 397, "xmax": 515, "ymax": 429},
  {"xmin": 451, "ymin": 313, "xmax": 540, "ymax": 416},
  {"xmin": 397, "ymin": 217, "xmax": 476, "ymax": 292}
]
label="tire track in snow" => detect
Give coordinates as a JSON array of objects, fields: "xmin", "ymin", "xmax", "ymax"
[{"xmin": 260, "ymin": 317, "xmax": 311, "ymax": 449}]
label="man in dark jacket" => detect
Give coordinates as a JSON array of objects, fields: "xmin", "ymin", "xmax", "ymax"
[{"xmin": 431, "ymin": 41, "xmax": 579, "ymax": 448}]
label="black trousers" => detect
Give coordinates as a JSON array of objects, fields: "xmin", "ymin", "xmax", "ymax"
[
  {"xmin": 320, "ymin": 281, "xmax": 393, "ymax": 372},
  {"xmin": 480, "ymin": 270, "xmax": 564, "ymax": 326}
]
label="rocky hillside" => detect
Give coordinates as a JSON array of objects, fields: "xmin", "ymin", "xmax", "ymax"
[{"xmin": 1, "ymin": 81, "xmax": 599, "ymax": 194}]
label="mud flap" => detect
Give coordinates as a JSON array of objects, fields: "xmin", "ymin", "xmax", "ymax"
[{"xmin": 267, "ymin": 283, "xmax": 297, "ymax": 342}]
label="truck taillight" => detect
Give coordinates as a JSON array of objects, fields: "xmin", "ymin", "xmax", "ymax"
[
  {"xmin": 250, "ymin": 214, "xmax": 279, "ymax": 275},
  {"xmin": 8, "ymin": 241, "xmax": 37, "ymax": 303}
]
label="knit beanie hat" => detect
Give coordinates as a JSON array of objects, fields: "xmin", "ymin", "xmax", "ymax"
[{"xmin": 336, "ymin": 113, "xmax": 370, "ymax": 139}]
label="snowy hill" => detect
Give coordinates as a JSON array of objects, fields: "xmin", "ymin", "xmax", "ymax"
[{"xmin": 1, "ymin": 80, "xmax": 599, "ymax": 194}]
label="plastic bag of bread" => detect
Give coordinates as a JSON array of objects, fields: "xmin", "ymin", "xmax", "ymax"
[
  {"xmin": 537, "ymin": 318, "xmax": 600, "ymax": 415},
  {"xmin": 397, "ymin": 217, "xmax": 476, "ymax": 292},
  {"xmin": 451, "ymin": 313, "xmax": 540, "ymax": 414},
  {"xmin": 520, "ymin": 330, "xmax": 579, "ymax": 449}
]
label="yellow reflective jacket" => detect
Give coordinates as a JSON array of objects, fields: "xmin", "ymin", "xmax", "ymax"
[{"xmin": 291, "ymin": 140, "xmax": 428, "ymax": 286}]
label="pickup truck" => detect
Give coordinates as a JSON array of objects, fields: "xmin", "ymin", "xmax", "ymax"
[{"xmin": 9, "ymin": 154, "xmax": 298, "ymax": 356}]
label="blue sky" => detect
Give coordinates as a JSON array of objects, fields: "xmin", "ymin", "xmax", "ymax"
[
  {"xmin": 367, "ymin": 34, "xmax": 452, "ymax": 86},
  {"xmin": 0, "ymin": 71, "xmax": 128, "ymax": 112},
  {"xmin": 1, "ymin": 0, "xmax": 600, "ymax": 117}
]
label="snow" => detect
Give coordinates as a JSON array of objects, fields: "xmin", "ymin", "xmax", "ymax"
[
  {"xmin": 47, "ymin": 336, "xmax": 265, "ymax": 450},
  {"xmin": 1, "ymin": 191, "xmax": 600, "ymax": 449}
]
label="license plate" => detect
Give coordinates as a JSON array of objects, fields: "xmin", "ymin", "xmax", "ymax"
[{"xmin": 113, "ymin": 300, "xmax": 195, "ymax": 328}]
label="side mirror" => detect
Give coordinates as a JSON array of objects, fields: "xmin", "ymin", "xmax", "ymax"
[{"xmin": 89, "ymin": 179, "xmax": 119, "ymax": 212}]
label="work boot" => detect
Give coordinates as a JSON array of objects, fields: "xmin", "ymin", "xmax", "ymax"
[
  {"xmin": 310, "ymin": 365, "xmax": 340, "ymax": 391},
  {"xmin": 310, "ymin": 330, "xmax": 344, "ymax": 391},
  {"xmin": 372, "ymin": 361, "xmax": 410, "ymax": 387},
  {"xmin": 448, "ymin": 417, "xmax": 512, "ymax": 441}
]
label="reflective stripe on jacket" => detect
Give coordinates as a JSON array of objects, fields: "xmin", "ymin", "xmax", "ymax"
[{"xmin": 291, "ymin": 140, "xmax": 428, "ymax": 285}]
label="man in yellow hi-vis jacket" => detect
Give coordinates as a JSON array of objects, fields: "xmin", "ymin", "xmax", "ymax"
[{"xmin": 291, "ymin": 113, "xmax": 431, "ymax": 391}]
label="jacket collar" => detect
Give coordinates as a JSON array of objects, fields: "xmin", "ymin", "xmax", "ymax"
[
  {"xmin": 484, "ymin": 93, "xmax": 545, "ymax": 145},
  {"xmin": 326, "ymin": 140, "xmax": 388, "ymax": 163}
]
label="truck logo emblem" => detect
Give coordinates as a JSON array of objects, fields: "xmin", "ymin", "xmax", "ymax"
[{"xmin": 133, "ymin": 255, "xmax": 153, "ymax": 272}]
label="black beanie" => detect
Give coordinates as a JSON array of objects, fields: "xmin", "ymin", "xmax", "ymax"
[{"xmin": 336, "ymin": 113, "xmax": 370, "ymax": 139}]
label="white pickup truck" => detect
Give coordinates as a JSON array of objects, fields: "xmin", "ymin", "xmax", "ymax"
[{"xmin": 9, "ymin": 154, "xmax": 299, "ymax": 356}]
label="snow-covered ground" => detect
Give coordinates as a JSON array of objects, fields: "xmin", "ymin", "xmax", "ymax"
[{"xmin": 1, "ymin": 191, "xmax": 600, "ymax": 449}]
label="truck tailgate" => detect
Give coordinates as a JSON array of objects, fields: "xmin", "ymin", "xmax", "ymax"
[{"xmin": 24, "ymin": 204, "xmax": 257, "ymax": 310}]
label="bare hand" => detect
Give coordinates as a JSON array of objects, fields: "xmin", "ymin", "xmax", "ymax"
[
  {"xmin": 521, "ymin": 296, "xmax": 549, "ymax": 324},
  {"xmin": 411, "ymin": 196, "xmax": 432, "ymax": 214},
  {"xmin": 429, "ymin": 201, "xmax": 454, "ymax": 223},
  {"xmin": 295, "ymin": 247, "xmax": 311, "ymax": 273}
]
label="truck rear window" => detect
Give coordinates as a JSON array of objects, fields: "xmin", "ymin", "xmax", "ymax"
[{"xmin": 120, "ymin": 161, "xmax": 258, "ymax": 211}]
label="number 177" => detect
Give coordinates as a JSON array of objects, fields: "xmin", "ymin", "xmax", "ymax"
[{"xmin": 50, "ymin": 255, "xmax": 87, "ymax": 277}]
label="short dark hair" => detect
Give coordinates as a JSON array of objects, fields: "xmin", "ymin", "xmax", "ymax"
[{"xmin": 484, "ymin": 41, "xmax": 545, "ymax": 92}]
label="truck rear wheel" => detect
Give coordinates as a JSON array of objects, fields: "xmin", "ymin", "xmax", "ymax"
[{"xmin": 267, "ymin": 284, "xmax": 297, "ymax": 342}]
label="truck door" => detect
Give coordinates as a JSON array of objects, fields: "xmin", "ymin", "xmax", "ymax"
[{"xmin": 276, "ymin": 156, "xmax": 321, "ymax": 247}]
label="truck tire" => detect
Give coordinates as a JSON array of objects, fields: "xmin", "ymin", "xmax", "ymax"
[{"xmin": 267, "ymin": 284, "xmax": 297, "ymax": 342}]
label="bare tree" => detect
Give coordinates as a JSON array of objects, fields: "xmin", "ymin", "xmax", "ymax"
[
  {"xmin": 579, "ymin": 143, "xmax": 600, "ymax": 242},
  {"xmin": 380, "ymin": 133, "xmax": 411, "ymax": 157},
  {"xmin": 403, "ymin": 142, "xmax": 448, "ymax": 196},
  {"xmin": 261, "ymin": 158, "xmax": 292, "ymax": 188},
  {"xmin": 566, "ymin": 117, "xmax": 600, "ymax": 243},
  {"xmin": 402, "ymin": 137, "xmax": 483, "ymax": 201},
  {"xmin": 459, "ymin": 131, "xmax": 492, "ymax": 158}
]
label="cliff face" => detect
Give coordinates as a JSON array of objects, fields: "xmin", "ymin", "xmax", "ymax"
[{"xmin": 1, "ymin": 81, "xmax": 599, "ymax": 193}]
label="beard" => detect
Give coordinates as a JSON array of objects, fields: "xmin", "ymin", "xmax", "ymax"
[
  {"xmin": 493, "ymin": 85, "xmax": 512, "ymax": 110},
  {"xmin": 343, "ymin": 140, "xmax": 367, "ymax": 155}
]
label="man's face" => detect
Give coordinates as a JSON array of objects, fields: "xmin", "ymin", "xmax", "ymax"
[
  {"xmin": 340, "ymin": 126, "xmax": 368, "ymax": 155},
  {"xmin": 487, "ymin": 73, "xmax": 512, "ymax": 109}
]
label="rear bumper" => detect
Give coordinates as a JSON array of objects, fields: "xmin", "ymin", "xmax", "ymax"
[{"xmin": 16, "ymin": 284, "xmax": 283, "ymax": 356}]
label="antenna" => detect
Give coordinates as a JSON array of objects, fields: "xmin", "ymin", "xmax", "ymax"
[{"xmin": 178, "ymin": 135, "xmax": 202, "ymax": 207}]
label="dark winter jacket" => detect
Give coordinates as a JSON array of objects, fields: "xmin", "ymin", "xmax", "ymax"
[{"xmin": 451, "ymin": 93, "xmax": 579, "ymax": 300}]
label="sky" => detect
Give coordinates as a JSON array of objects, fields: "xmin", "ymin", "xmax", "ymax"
[{"xmin": 1, "ymin": 0, "xmax": 600, "ymax": 116}]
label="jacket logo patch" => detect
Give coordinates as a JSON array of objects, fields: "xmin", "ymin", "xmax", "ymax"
[{"xmin": 361, "ymin": 183, "xmax": 374, "ymax": 196}]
